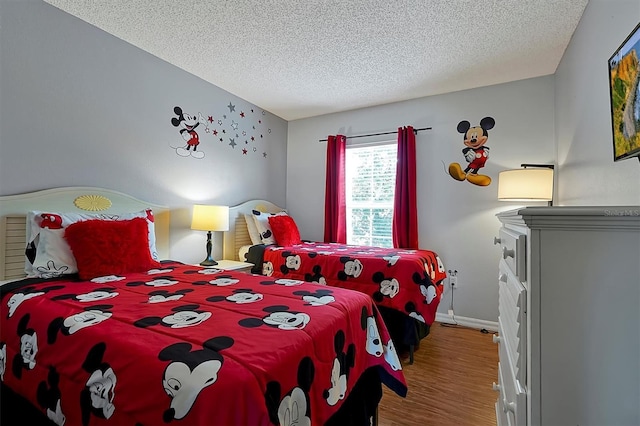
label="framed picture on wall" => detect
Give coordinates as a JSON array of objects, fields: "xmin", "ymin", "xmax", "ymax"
[{"xmin": 608, "ymin": 21, "xmax": 640, "ymax": 162}]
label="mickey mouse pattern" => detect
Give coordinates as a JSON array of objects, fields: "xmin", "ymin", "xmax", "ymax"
[
  {"xmin": 260, "ymin": 241, "xmax": 447, "ymax": 326},
  {"xmin": 0, "ymin": 261, "xmax": 406, "ymax": 425}
]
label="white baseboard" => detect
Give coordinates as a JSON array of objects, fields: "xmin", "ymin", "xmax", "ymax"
[{"xmin": 435, "ymin": 312, "xmax": 498, "ymax": 332}]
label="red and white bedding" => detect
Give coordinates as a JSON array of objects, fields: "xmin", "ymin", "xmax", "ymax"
[
  {"xmin": 256, "ymin": 242, "xmax": 447, "ymax": 326},
  {"xmin": 1, "ymin": 261, "xmax": 406, "ymax": 425}
]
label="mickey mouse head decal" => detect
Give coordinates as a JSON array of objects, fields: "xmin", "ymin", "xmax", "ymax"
[
  {"xmin": 37, "ymin": 366, "xmax": 66, "ymax": 426},
  {"xmin": 238, "ymin": 305, "xmax": 310, "ymax": 330},
  {"xmin": 12, "ymin": 314, "xmax": 38, "ymax": 379},
  {"xmin": 80, "ymin": 343, "xmax": 116, "ymax": 425},
  {"xmin": 337, "ymin": 257, "xmax": 363, "ymax": 280},
  {"xmin": 134, "ymin": 304, "xmax": 211, "ymax": 329},
  {"xmin": 6, "ymin": 285, "xmax": 63, "ymax": 318},
  {"xmin": 323, "ymin": 330, "xmax": 355, "ymax": 406},
  {"xmin": 264, "ymin": 356, "xmax": 315, "ymax": 426},
  {"xmin": 159, "ymin": 336, "xmax": 234, "ymax": 422}
]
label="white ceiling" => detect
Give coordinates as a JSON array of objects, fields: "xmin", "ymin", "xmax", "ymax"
[{"xmin": 44, "ymin": 0, "xmax": 588, "ymax": 121}]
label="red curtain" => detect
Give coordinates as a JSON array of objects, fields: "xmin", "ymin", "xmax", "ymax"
[
  {"xmin": 324, "ymin": 135, "xmax": 347, "ymax": 243},
  {"xmin": 392, "ymin": 126, "xmax": 419, "ymax": 249}
]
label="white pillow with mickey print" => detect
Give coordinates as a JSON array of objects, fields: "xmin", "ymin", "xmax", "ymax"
[
  {"xmin": 244, "ymin": 213, "xmax": 263, "ymax": 245},
  {"xmin": 25, "ymin": 209, "xmax": 158, "ymax": 278},
  {"xmin": 251, "ymin": 210, "xmax": 287, "ymax": 245}
]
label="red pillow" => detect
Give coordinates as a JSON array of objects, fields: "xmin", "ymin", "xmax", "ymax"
[
  {"xmin": 65, "ymin": 217, "xmax": 161, "ymax": 280},
  {"xmin": 268, "ymin": 214, "xmax": 302, "ymax": 246}
]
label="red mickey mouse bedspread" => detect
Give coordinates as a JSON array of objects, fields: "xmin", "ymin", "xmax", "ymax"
[
  {"xmin": 259, "ymin": 242, "xmax": 447, "ymax": 325},
  {"xmin": 0, "ymin": 261, "xmax": 406, "ymax": 425}
]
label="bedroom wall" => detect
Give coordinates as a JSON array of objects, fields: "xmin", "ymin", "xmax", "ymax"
[
  {"xmin": 286, "ymin": 77, "xmax": 556, "ymax": 323},
  {"xmin": 555, "ymin": 0, "xmax": 640, "ymax": 205},
  {"xmin": 0, "ymin": 0, "xmax": 288, "ymax": 264}
]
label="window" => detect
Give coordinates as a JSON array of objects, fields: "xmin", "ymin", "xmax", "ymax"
[{"xmin": 345, "ymin": 142, "xmax": 396, "ymax": 247}]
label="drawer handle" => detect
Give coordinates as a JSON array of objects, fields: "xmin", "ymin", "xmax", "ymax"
[
  {"xmin": 499, "ymin": 273, "xmax": 507, "ymax": 283},
  {"xmin": 492, "ymin": 382, "xmax": 501, "ymax": 392},
  {"xmin": 502, "ymin": 247, "xmax": 515, "ymax": 259},
  {"xmin": 493, "ymin": 237, "xmax": 501, "ymax": 245},
  {"xmin": 503, "ymin": 398, "xmax": 516, "ymax": 413},
  {"xmin": 493, "ymin": 334, "xmax": 500, "ymax": 344}
]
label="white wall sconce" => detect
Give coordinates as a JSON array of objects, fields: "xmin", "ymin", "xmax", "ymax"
[{"xmin": 498, "ymin": 164, "xmax": 555, "ymax": 206}]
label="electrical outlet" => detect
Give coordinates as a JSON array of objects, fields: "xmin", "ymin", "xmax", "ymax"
[
  {"xmin": 448, "ymin": 309, "xmax": 454, "ymax": 317},
  {"xmin": 450, "ymin": 275, "xmax": 458, "ymax": 287}
]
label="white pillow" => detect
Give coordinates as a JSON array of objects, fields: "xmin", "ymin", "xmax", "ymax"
[
  {"xmin": 25, "ymin": 209, "xmax": 158, "ymax": 278},
  {"xmin": 252, "ymin": 210, "xmax": 286, "ymax": 245},
  {"xmin": 244, "ymin": 213, "xmax": 262, "ymax": 245}
]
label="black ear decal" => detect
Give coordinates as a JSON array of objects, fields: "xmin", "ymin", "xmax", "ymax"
[
  {"xmin": 360, "ymin": 306, "xmax": 368, "ymax": 329},
  {"xmin": 81, "ymin": 343, "xmax": 107, "ymax": 373},
  {"xmin": 12, "ymin": 353, "xmax": 23, "ymax": 379},
  {"xmin": 206, "ymin": 295, "xmax": 226, "ymax": 303},
  {"xmin": 51, "ymin": 294, "xmax": 76, "ymax": 301},
  {"xmin": 337, "ymin": 271, "xmax": 348, "ymax": 281},
  {"xmin": 297, "ymin": 357, "xmax": 315, "ymax": 393},
  {"xmin": 457, "ymin": 120, "xmax": 471, "ymax": 134},
  {"xmin": 47, "ymin": 317, "xmax": 64, "ymax": 344},
  {"xmin": 238, "ymin": 318, "xmax": 263, "ymax": 328},
  {"xmin": 480, "ymin": 116, "xmax": 495, "ymax": 131},
  {"xmin": 173, "ymin": 304, "xmax": 200, "ymax": 312},
  {"xmin": 203, "ymin": 336, "xmax": 234, "ymax": 352},
  {"xmin": 264, "ymin": 381, "xmax": 282, "ymax": 425},
  {"xmin": 372, "ymin": 291, "xmax": 384, "ymax": 302},
  {"xmin": 158, "ymin": 342, "xmax": 192, "ymax": 362},
  {"xmin": 17, "ymin": 314, "xmax": 30, "ymax": 335},
  {"xmin": 372, "ymin": 272, "xmax": 384, "ymax": 283},
  {"xmin": 134, "ymin": 317, "xmax": 163, "ymax": 328}
]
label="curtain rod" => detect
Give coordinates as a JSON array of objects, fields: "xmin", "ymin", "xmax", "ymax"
[{"xmin": 318, "ymin": 126, "xmax": 431, "ymax": 142}]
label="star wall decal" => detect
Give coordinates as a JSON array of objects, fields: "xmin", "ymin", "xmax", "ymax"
[
  {"xmin": 242, "ymin": 148, "xmax": 248, "ymax": 155},
  {"xmin": 227, "ymin": 102, "xmax": 235, "ymax": 112},
  {"xmin": 240, "ymin": 111, "xmax": 245, "ymax": 118},
  {"xmin": 231, "ymin": 120, "xmax": 238, "ymax": 130},
  {"xmin": 263, "ymin": 152, "xmax": 267, "ymax": 158},
  {"xmin": 208, "ymin": 116, "xmax": 214, "ymax": 123},
  {"xmin": 213, "ymin": 130, "xmax": 218, "ymax": 135},
  {"xmin": 229, "ymin": 138, "xmax": 237, "ymax": 148}
]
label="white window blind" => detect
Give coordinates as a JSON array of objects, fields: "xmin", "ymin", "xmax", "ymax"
[{"xmin": 345, "ymin": 142, "xmax": 397, "ymax": 247}]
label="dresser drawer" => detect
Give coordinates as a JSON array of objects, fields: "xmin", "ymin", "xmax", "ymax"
[
  {"xmin": 496, "ymin": 361, "xmax": 526, "ymax": 426},
  {"xmin": 498, "ymin": 228, "xmax": 526, "ymax": 281},
  {"xmin": 498, "ymin": 260, "xmax": 527, "ymax": 385}
]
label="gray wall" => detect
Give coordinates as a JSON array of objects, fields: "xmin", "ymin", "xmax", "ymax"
[
  {"xmin": 0, "ymin": 0, "xmax": 288, "ymax": 264},
  {"xmin": 287, "ymin": 77, "xmax": 556, "ymax": 322},
  {"xmin": 555, "ymin": 0, "xmax": 640, "ymax": 205}
]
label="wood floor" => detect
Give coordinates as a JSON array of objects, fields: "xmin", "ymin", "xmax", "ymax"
[{"xmin": 378, "ymin": 322, "xmax": 499, "ymax": 426}]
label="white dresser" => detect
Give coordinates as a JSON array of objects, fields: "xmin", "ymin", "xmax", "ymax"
[{"xmin": 494, "ymin": 206, "xmax": 640, "ymax": 426}]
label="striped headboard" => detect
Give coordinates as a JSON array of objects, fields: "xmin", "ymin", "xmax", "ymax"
[
  {"xmin": 223, "ymin": 199, "xmax": 285, "ymax": 261},
  {"xmin": 0, "ymin": 187, "xmax": 170, "ymax": 281}
]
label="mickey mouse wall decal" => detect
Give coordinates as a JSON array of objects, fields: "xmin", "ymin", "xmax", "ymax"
[
  {"xmin": 170, "ymin": 106, "xmax": 208, "ymax": 159},
  {"xmin": 447, "ymin": 117, "xmax": 495, "ymax": 186}
]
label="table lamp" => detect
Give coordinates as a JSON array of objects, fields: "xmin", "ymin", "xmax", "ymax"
[{"xmin": 191, "ymin": 204, "xmax": 229, "ymax": 266}]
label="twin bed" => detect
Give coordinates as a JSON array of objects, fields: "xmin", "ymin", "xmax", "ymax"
[
  {"xmin": 0, "ymin": 188, "xmax": 407, "ymax": 426},
  {"xmin": 223, "ymin": 200, "xmax": 448, "ymax": 361}
]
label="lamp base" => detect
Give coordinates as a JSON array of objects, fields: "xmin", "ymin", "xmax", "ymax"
[{"xmin": 199, "ymin": 258, "xmax": 218, "ymax": 267}]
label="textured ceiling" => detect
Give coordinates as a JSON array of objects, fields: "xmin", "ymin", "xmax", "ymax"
[{"xmin": 43, "ymin": 0, "xmax": 588, "ymax": 121}]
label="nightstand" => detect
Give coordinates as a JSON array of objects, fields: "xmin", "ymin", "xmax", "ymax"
[{"xmin": 211, "ymin": 259, "xmax": 254, "ymax": 273}]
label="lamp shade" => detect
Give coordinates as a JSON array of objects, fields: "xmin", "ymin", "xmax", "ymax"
[
  {"xmin": 498, "ymin": 168, "xmax": 554, "ymax": 201},
  {"xmin": 191, "ymin": 205, "xmax": 229, "ymax": 231}
]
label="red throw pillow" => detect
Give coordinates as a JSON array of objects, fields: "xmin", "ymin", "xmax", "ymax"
[
  {"xmin": 65, "ymin": 217, "xmax": 161, "ymax": 280},
  {"xmin": 268, "ymin": 214, "xmax": 302, "ymax": 246}
]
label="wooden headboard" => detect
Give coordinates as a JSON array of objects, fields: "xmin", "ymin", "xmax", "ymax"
[
  {"xmin": 0, "ymin": 187, "xmax": 170, "ymax": 281},
  {"xmin": 223, "ymin": 199, "xmax": 285, "ymax": 261}
]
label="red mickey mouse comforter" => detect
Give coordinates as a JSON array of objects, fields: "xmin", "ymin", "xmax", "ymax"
[
  {"xmin": 0, "ymin": 261, "xmax": 406, "ymax": 426},
  {"xmin": 258, "ymin": 242, "xmax": 447, "ymax": 326}
]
